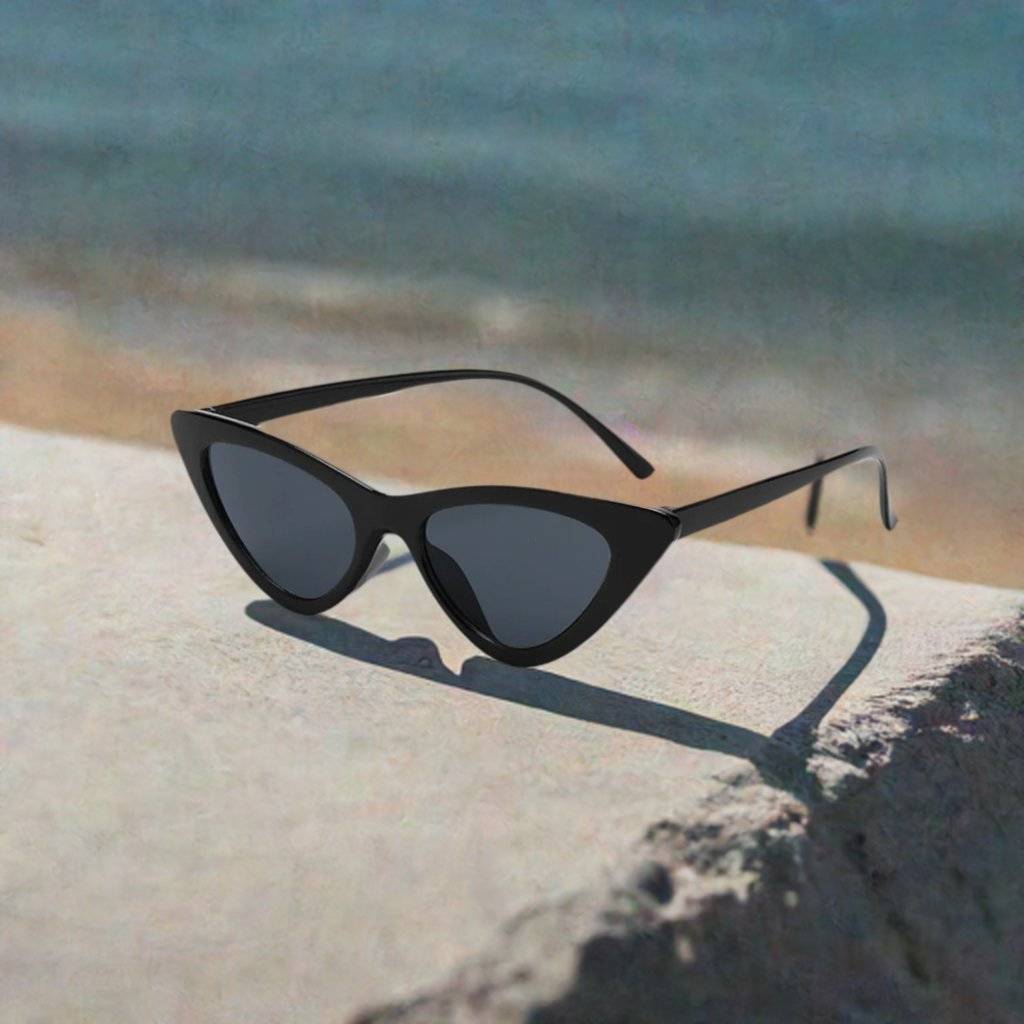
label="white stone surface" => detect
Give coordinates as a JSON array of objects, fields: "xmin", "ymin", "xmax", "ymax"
[{"xmin": 1, "ymin": 424, "xmax": 1020, "ymax": 1021}]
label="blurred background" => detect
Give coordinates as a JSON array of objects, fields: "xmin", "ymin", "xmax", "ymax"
[{"xmin": 1, "ymin": 0, "xmax": 1020, "ymax": 585}]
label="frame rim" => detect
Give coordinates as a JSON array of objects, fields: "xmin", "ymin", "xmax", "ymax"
[{"xmin": 171, "ymin": 409, "xmax": 679, "ymax": 667}]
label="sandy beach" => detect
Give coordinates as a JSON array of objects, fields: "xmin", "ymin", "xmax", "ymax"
[
  {"xmin": 1, "ymin": 251, "xmax": 1020, "ymax": 589},
  {"xmin": 4, "ymin": 3, "xmax": 1023, "ymax": 1020}
]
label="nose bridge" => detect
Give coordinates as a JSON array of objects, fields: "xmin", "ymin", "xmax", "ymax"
[{"xmin": 366, "ymin": 489, "xmax": 422, "ymax": 547}]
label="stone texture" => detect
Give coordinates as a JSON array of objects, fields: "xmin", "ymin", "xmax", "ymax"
[
  {"xmin": 2, "ymin": 424, "xmax": 1021, "ymax": 1022},
  {"xmin": 358, "ymin": 630, "xmax": 1024, "ymax": 1024}
]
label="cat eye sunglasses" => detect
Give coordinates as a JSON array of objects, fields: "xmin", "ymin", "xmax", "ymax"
[{"xmin": 172, "ymin": 370, "xmax": 896, "ymax": 667}]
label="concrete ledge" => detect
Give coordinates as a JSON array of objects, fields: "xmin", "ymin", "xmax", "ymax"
[{"xmin": 2, "ymin": 424, "xmax": 1021, "ymax": 1021}]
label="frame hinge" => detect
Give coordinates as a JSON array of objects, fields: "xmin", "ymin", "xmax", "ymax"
[{"xmin": 659, "ymin": 507, "xmax": 683, "ymax": 540}]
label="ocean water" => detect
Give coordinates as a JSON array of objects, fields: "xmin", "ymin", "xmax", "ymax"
[{"xmin": 1, "ymin": 0, "xmax": 1021, "ymax": 384}]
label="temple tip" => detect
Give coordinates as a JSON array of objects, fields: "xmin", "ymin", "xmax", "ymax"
[
  {"xmin": 633, "ymin": 457, "xmax": 656, "ymax": 480},
  {"xmin": 602, "ymin": 431, "xmax": 655, "ymax": 479},
  {"xmin": 805, "ymin": 475, "xmax": 823, "ymax": 534}
]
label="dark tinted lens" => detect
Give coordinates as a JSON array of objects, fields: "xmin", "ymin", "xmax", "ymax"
[
  {"xmin": 424, "ymin": 504, "xmax": 611, "ymax": 649},
  {"xmin": 208, "ymin": 442, "xmax": 356, "ymax": 599}
]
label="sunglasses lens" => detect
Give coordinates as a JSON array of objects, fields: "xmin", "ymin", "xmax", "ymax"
[
  {"xmin": 424, "ymin": 504, "xmax": 611, "ymax": 649},
  {"xmin": 208, "ymin": 442, "xmax": 356, "ymax": 599}
]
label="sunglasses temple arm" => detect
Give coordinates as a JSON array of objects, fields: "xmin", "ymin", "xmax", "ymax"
[
  {"xmin": 209, "ymin": 369, "xmax": 655, "ymax": 479},
  {"xmin": 670, "ymin": 446, "xmax": 897, "ymax": 540}
]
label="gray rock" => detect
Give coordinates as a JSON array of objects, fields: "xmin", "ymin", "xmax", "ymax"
[
  {"xmin": 359, "ymin": 628, "xmax": 1024, "ymax": 1023},
  {"xmin": 2, "ymin": 424, "xmax": 1021, "ymax": 1022}
]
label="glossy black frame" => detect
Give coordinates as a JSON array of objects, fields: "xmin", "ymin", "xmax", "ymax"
[{"xmin": 172, "ymin": 369, "xmax": 896, "ymax": 667}]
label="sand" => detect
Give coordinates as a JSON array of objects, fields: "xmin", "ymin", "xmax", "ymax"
[{"xmin": 1, "ymin": 284, "xmax": 1021, "ymax": 588}]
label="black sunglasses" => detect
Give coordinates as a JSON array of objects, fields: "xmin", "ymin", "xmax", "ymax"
[{"xmin": 172, "ymin": 370, "xmax": 896, "ymax": 667}]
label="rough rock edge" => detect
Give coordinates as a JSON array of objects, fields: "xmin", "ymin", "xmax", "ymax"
[{"xmin": 353, "ymin": 616, "xmax": 1024, "ymax": 1024}]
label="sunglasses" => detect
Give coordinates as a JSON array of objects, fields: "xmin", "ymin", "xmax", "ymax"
[{"xmin": 172, "ymin": 369, "xmax": 896, "ymax": 667}]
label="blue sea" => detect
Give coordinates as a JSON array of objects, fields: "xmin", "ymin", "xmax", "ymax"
[{"xmin": 1, "ymin": 0, "xmax": 1021, "ymax": 388}]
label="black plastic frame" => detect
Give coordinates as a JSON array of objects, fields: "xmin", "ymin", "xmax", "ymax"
[{"xmin": 172, "ymin": 369, "xmax": 896, "ymax": 667}]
